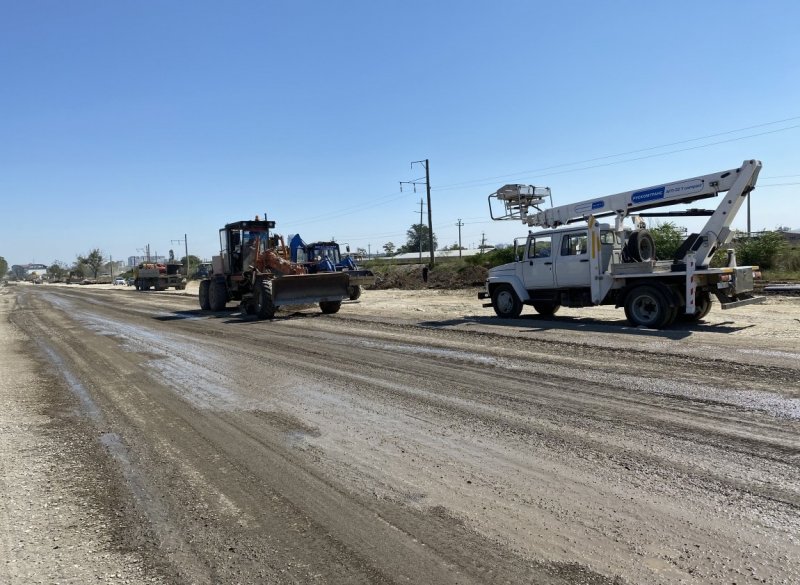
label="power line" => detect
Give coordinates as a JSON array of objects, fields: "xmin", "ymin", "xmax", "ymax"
[
  {"xmin": 434, "ymin": 117, "xmax": 800, "ymax": 191},
  {"xmin": 284, "ymin": 119, "xmax": 800, "ymax": 231}
]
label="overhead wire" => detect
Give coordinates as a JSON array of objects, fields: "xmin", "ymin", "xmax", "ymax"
[
  {"xmin": 282, "ymin": 116, "xmax": 800, "ymax": 230},
  {"xmin": 434, "ymin": 123, "xmax": 800, "ymax": 192}
]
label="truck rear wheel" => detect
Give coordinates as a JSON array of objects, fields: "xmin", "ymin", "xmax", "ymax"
[
  {"xmin": 532, "ymin": 301, "xmax": 560, "ymax": 317},
  {"xmin": 624, "ymin": 285, "xmax": 672, "ymax": 328},
  {"xmin": 199, "ymin": 280, "xmax": 211, "ymax": 310},
  {"xmin": 679, "ymin": 291, "xmax": 712, "ymax": 321},
  {"xmin": 491, "ymin": 284, "xmax": 523, "ymax": 318},
  {"xmin": 255, "ymin": 279, "xmax": 276, "ymax": 319},
  {"xmin": 320, "ymin": 300, "xmax": 342, "ymax": 314},
  {"xmin": 208, "ymin": 279, "xmax": 228, "ymax": 311}
]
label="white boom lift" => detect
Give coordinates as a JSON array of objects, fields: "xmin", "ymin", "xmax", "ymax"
[{"xmin": 479, "ymin": 159, "xmax": 765, "ymax": 328}]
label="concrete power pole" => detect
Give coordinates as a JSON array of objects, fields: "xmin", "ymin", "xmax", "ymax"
[
  {"xmin": 419, "ymin": 198, "xmax": 424, "ymax": 262},
  {"xmin": 400, "ymin": 159, "xmax": 434, "ymax": 268},
  {"xmin": 456, "ymin": 219, "xmax": 464, "ymax": 258}
]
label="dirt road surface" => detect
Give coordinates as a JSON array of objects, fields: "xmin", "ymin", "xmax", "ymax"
[{"xmin": 2, "ymin": 282, "xmax": 799, "ymax": 584}]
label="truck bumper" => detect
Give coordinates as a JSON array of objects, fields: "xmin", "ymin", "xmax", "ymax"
[{"xmin": 719, "ymin": 294, "xmax": 766, "ymax": 310}]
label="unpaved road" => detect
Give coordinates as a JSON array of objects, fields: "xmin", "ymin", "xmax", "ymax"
[{"xmin": 2, "ymin": 283, "xmax": 799, "ymax": 584}]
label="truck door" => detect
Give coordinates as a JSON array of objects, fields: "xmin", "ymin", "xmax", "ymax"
[
  {"xmin": 522, "ymin": 235, "xmax": 555, "ymax": 290},
  {"xmin": 555, "ymin": 231, "xmax": 591, "ymax": 288}
]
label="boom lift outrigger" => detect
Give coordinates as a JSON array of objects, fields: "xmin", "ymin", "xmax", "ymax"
[{"xmin": 481, "ymin": 159, "xmax": 765, "ymax": 328}]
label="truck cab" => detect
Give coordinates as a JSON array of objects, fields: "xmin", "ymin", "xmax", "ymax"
[{"xmin": 484, "ymin": 224, "xmax": 618, "ymax": 317}]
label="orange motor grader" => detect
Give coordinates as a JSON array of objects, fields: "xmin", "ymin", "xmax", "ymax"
[{"xmin": 199, "ymin": 218, "xmax": 350, "ymax": 319}]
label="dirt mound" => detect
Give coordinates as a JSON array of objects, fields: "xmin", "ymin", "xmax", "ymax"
[{"xmin": 370, "ymin": 263, "xmax": 487, "ymax": 290}]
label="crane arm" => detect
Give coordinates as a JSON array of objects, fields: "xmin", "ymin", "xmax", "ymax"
[{"xmin": 489, "ymin": 160, "xmax": 762, "ymax": 234}]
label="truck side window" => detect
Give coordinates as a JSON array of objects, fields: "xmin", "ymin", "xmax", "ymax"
[
  {"xmin": 528, "ymin": 236, "xmax": 552, "ymax": 258},
  {"xmin": 600, "ymin": 231, "xmax": 617, "ymax": 245},
  {"xmin": 561, "ymin": 233, "xmax": 588, "ymax": 256}
]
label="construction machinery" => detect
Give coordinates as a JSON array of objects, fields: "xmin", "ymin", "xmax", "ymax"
[
  {"xmin": 199, "ymin": 218, "xmax": 351, "ymax": 319},
  {"xmin": 479, "ymin": 159, "xmax": 765, "ymax": 328},
  {"xmin": 288, "ymin": 236, "xmax": 376, "ymax": 300},
  {"xmin": 134, "ymin": 262, "xmax": 187, "ymax": 291}
]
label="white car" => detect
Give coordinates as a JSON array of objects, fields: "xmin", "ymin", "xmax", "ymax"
[{"xmin": 113, "ymin": 277, "xmax": 126, "ymax": 286}]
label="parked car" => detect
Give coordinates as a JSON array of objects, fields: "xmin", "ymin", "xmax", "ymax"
[{"xmin": 113, "ymin": 277, "xmax": 126, "ymax": 286}]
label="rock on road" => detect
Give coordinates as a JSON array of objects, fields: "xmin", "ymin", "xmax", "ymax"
[{"xmin": 1, "ymin": 283, "xmax": 799, "ymax": 584}]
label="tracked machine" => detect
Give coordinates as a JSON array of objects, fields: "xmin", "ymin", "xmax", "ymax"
[
  {"xmin": 199, "ymin": 218, "xmax": 350, "ymax": 319},
  {"xmin": 479, "ymin": 159, "xmax": 765, "ymax": 328}
]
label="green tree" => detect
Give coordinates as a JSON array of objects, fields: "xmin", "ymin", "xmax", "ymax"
[
  {"xmin": 77, "ymin": 249, "xmax": 104, "ymax": 279},
  {"xmin": 735, "ymin": 231, "xmax": 788, "ymax": 270},
  {"xmin": 401, "ymin": 223, "xmax": 437, "ymax": 253},
  {"xmin": 649, "ymin": 222, "xmax": 686, "ymax": 261},
  {"xmin": 179, "ymin": 254, "xmax": 203, "ymax": 276},
  {"xmin": 48, "ymin": 261, "xmax": 68, "ymax": 281},
  {"xmin": 382, "ymin": 242, "xmax": 396, "ymax": 255},
  {"xmin": 0, "ymin": 256, "xmax": 7, "ymax": 278}
]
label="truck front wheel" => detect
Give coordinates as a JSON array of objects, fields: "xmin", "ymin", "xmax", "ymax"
[
  {"xmin": 491, "ymin": 284, "xmax": 523, "ymax": 318},
  {"xmin": 624, "ymin": 285, "xmax": 673, "ymax": 328}
]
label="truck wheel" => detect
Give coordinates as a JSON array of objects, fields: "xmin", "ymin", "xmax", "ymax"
[
  {"xmin": 199, "ymin": 280, "xmax": 211, "ymax": 310},
  {"xmin": 140, "ymin": 280, "xmax": 149, "ymax": 291},
  {"xmin": 624, "ymin": 285, "xmax": 672, "ymax": 328},
  {"xmin": 319, "ymin": 300, "xmax": 342, "ymax": 314},
  {"xmin": 679, "ymin": 291, "xmax": 712, "ymax": 321},
  {"xmin": 255, "ymin": 279, "xmax": 276, "ymax": 319},
  {"xmin": 491, "ymin": 284, "xmax": 523, "ymax": 318},
  {"xmin": 208, "ymin": 279, "xmax": 228, "ymax": 311},
  {"xmin": 533, "ymin": 301, "xmax": 560, "ymax": 317},
  {"xmin": 134, "ymin": 280, "xmax": 141, "ymax": 291},
  {"xmin": 348, "ymin": 285, "xmax": 362, "ymax": 301}
]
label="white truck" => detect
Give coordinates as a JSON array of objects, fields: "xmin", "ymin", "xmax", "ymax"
[{"xmin": 478, "ymin": 159, "xmax": 764, "ymax": 328}]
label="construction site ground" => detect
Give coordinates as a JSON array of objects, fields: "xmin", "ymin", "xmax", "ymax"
[{"xmin": 1, "ymin": 281, "xmax": 799, "ymax": 584}]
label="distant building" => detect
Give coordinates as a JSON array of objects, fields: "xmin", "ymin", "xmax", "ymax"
[
  {"xmin": 783, "ymin": 230, "xmax": 800, "ymax": 246},
  {"xmin": 378, "ymin": 248, "xmax": 495, "ymax": 261},
  {"xmin": 10, "ymin": 263, "xmax": 47, "ymax": 279}
]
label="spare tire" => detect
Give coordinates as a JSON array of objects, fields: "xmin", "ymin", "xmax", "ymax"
[{"xmin": 624, "ymin": 230, "xmax": 656, "ymax": 262}]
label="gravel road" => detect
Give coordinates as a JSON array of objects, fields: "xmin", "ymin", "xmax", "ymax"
[{"xmin": 2, "ymin": 283, "xmax": 799, "ymax": 584}]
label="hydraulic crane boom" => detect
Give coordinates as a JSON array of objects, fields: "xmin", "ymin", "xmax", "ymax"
[{"xmin": 489, "ymin": 159, "xmax": 762, "ymax": 267}]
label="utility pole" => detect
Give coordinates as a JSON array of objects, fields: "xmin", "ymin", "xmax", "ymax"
[
  {"xmin": 480, "ymin": 232, "xmax": 487, "ymax": 254},
  {"xmin": 456, "ymin": 219, "xmax": 464, "ymax": 258},
  {"xmin": 400, "ymin": 159, "xmax": 434, "ymax": 267},
  {"xmin": 419, "ymin": 198, "xmax": 424, "ymax": 262},
  {"xmin": 172, "ymin": 235, "xmax": 190, "ymax": 276}
]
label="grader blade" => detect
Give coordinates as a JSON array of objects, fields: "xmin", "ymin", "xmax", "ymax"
[{"xmin": 271, "ymin": 273, "xmax": 350, "ymax": 307}]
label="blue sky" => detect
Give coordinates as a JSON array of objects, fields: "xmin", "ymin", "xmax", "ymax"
[{"xmin": 2, "ymin": 1, "xmax": 799, "ymax": 266}]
